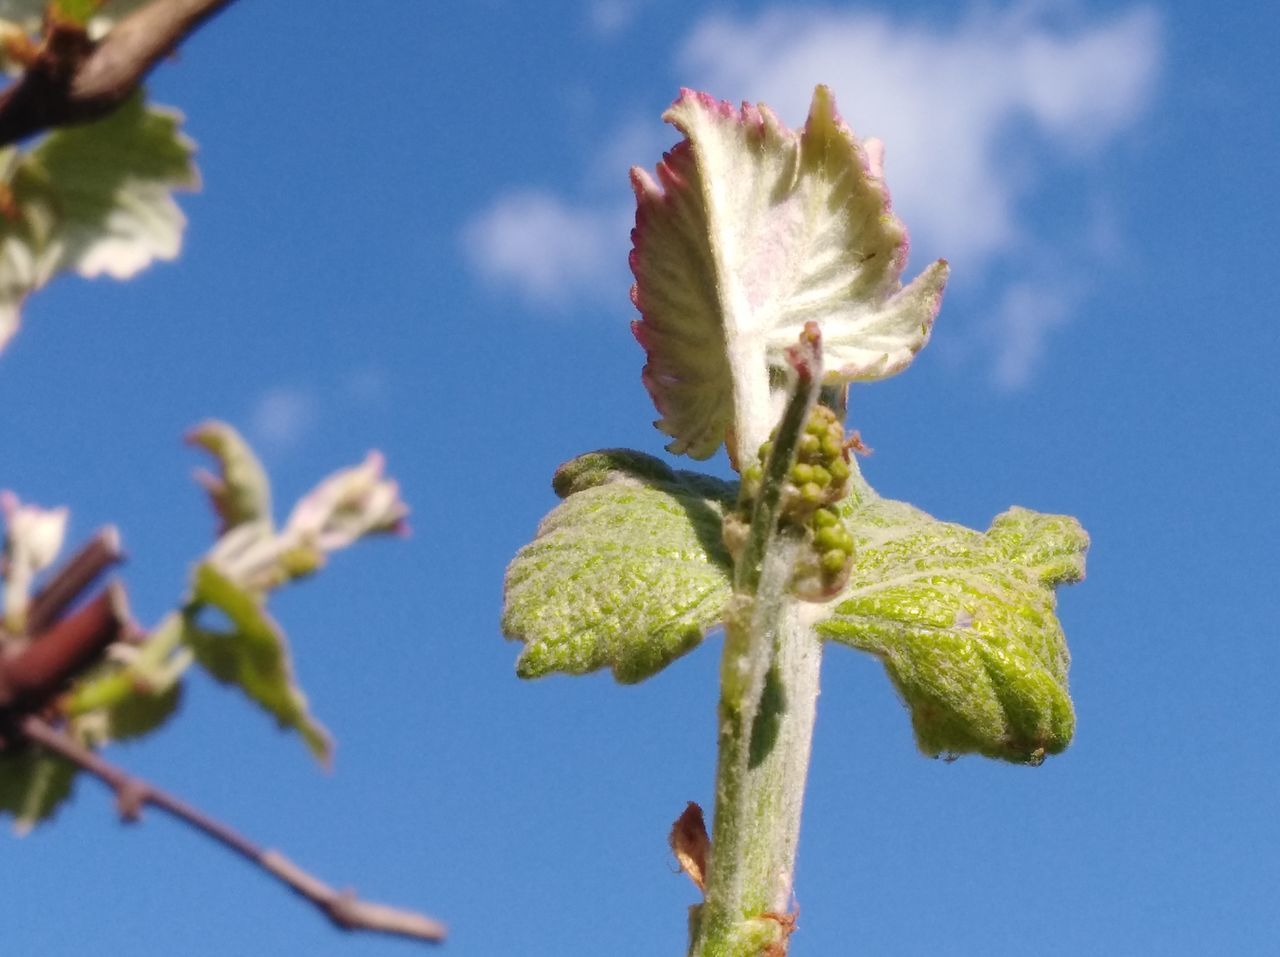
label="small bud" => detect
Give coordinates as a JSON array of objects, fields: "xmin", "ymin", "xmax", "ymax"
[
  {"xmin": 821, "ymin": 548, "xmax": 848, "ymax": 575},
  {"xmin": 800, "ymin": 482, "xmax": 825, "ymax": 504},
  {"xmin": 814, "ymin": 526, "xmax": 845, "ymax": 551}
]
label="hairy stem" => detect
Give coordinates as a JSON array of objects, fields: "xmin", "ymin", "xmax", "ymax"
[
  {"xmin": 16, "ymin": 715, "xmax": 447, "ymax": 944},
  {"xmin": 691, "ymin": 329, "xmax": 825, "ymax": 957}
]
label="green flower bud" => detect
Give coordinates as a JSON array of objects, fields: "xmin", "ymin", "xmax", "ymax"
[
  {"xmin": 813, "ymin": 507, "xmax": 839, "ymax": 528},
  {"xmin": 821, "ymin": 548, "xmax": 848, "ymax": 574},
  {"xmin": 815, "ymin": 526, "xmax": 845, "ymax": 551},
  {"xmin": 801, "ymin": 482, "xmax": 825, "ymax": 504}
]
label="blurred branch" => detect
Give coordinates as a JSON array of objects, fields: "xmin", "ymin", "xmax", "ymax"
[
  {"xmin": 0, "ymin": 582, "xmax": 129, "ymax": 713},
  {"xmin": 17, "ymin": 714, "xmax": 448, "ymax": 945},
  {"xmin": 26, "ymin": 526, "xmax": 123, "ymax": 636},
  {"xmin": 0, "ymin": 0, "xmax": 237, "ymax": 146}
]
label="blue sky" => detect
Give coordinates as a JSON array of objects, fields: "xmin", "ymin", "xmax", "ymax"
[{"xmin": 2, "ymin": 0, "xmax": 1277, "ymax": 953}]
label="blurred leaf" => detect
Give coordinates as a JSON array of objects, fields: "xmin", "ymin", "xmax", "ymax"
[
  {"xmin": 503, "ymin": 450, "xmax": 735, "ymax": 683},
  {"xmin": 0, "ymin": 0, "xmax": 150, "ymax": 36},
  {"xmin": 185, "ymin": 562, "xmax": 331, "ymax": 763},
  {"xmin": 630, "ymin": 86, "xmax": 947, "ymax": 460},
  {"xmin": 0, "ymin": 745, "xmax": 75, "ymax": 833},
  {"xmin": 282, "ymin": 450, "xmax": 408, "ymax": 553},
  {"xmin": 1, "ymin": 490, "xmax": 68, "ymax": 633},
  {"xmin": 0, "ymin": 91, "xmax": 197, "ymax": 350},
  {"xmin": 66, "ymin": 658, "xmax": 185, "ymax": 745},
  {"xmin": 816, "ymin": 495, "xmax": 1088, "ymax": 764},
  {"xmin": 48, "ymin": 0, "xmax": 99, "ymax": 25},
  {"xmin": 187, "ymin": 421, "xmax": 273, "ymax": 534}
]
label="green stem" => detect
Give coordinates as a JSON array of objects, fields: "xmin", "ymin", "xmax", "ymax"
[{"xmin": 691, "ymin": 331, "xmax": 826, "ymax": 957}]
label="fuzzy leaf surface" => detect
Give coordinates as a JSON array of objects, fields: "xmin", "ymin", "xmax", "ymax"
[
  {"xmin": 0, "ymin": 92, "xmax": 197, "ymax": 349},
  {"xmin": 186, "ymin": 563, "xmax": 331, "ymax": 762},
  {"xmin": 630, "ymin": 85, "xmax": 947, "ymax": 460},
  {"xmin": 503, "ymin": 450, "xmax": 735, "ymax": 683},
  {"xmin": 816, "ymin": 492, "xmax": 1089, "ymax": 763}
]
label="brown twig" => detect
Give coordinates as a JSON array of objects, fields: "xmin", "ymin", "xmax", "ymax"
[
  {"xmin": 0, "ymin": 0, "xmax": 238, "ymax": 146},
  {"xmin": 25, "ymin": 526, "xmax": 124, "ymax": 636},
  {"xmin": 0, "ymin": 581, "xmax": 130, "ymax": 713},
  {"xmin": 17, "ymin": 714, "xmax": 448, "ymax": 944}
]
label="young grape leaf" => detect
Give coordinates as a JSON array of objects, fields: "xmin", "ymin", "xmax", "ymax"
[
  {"xmin": 505, "ymin": 447, "xmax": 1086, "ymax": 762},
  {"xmin": 185, "ymin": 562, "xmax": 332, "ymax": 763},
  {"xmin": 630, "ymin": 86, "xmax": 947, "ymax": 462},
  {"xmin": 815, "ymin": 495, "xmax": 1089, "ymax": 764},
  {"xmin": 503, "ymin": 450, "xmax": 735, "ymax": 683},
  {"xmin": 187, "ymin": 420, "xmax": 274, "ymax": 534},
  {"xmin": 65, "ymin": 658, "xmax": 186, "ymax": 745},
  {"xmin": 0, "ymin": 91, "xmax": 197, "ymax": 350},
  {"xmin": 0, "ymin": 746, "xmax": 75, "ymax": 833}
]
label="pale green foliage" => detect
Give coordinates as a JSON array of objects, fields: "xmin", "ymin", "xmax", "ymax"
[
  {"xmin": 503, "ymin": 450, "xmax": 735, "ymax": 683},
  {"xmin": 185, "ymin": 563, "xmax": 332, "ymax": 762},
  {"xmin": 817, "ymin": 495, "xmax": 1088, "ymax": 763},
  {"xmin": 503, "ymin": 84, "xmax": 1088, "ymax": 955},
  {"xmin": 0, "ymin": 93, "xmax": 197, "ymax": 350},
  {"xmin": 187, "ymin": 421, "xmax": 273, "ymax": 533},
  {"xmin": 0, "ymin": 747, "xmax": 74, "ymax": 833},
  {"xmin": 504, "ymin": 451, "xmax": 1087, "ymax": 764},
  {"xmin": 0, "ymin": 0, "xmax": 149, "ymax": 39},
  {"xmin": 1, "ymin": 424, "xmax": 403, "ymax": 828},
  {"xmin": 630, "ymin": 86, "xmax": 947, "ymax": 463}
]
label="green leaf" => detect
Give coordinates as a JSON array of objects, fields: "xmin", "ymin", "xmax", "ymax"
[
  {"xmin": 49, "ymin": 0, "xmax": 99, "ymax": 25},
  {"xmin": 185, "ymin": 562, "xmax": 332, "ymax": 763},
  {"xmin": 815, "ymin": 495, "xmax": 1089, "ymax": 764},
  {"xmin": 186, "ymin": 420, "xmax": 273, "ymax": 533},
  {"xmin": 0, "ymin": 746, "xmax": 76, "ymax": 833},
  {"xmin": 503, "ymin": 450, "xmax": 736, "ymax": 683},
  {"xmin": 86, "ymin": 682, "xmax": 182, "ymax": 742},
  {"xmin": 66, "ymin": 664, "xmax": 184, "ymax": 745},
  {"xmin": 0, "ymin": 1, "xmax": 149, "ymax": 33},
  {"xmin": 630, "ymin": 86, "xmax": 947, "ymax": 462},
  {"xmin": 0, "ymin": 91, "xmax": 198, "ymax": 350}
]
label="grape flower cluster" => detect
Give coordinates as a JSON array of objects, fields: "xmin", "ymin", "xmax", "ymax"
[{"xmin": 729, "ymin": 404, "xmax": 857, "ymax": 600}]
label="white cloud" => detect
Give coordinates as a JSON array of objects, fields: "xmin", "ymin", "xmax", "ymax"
[
  {"xmin": 249, "ymin": 387, "xmax": 317, "ymax": 451},
  {"xmin": 678, "ymin": 2, "xmax": 1161, "ymax": 271},
  {"xmin": 461, "ymin": 190, "xmax": 630, "ymax": 309},
  {"xmin": 343, "ymin": 365, "xmax": 390, "ymax": 408},
  {"xmin": 675, "ymin": 1, "xmax": 1159, "ymax": 387},
  {"xmin": 587, "ymin": 0, "xmax": 641, "ymax": 37},
  {"xmin": 988, "ymin": 282, "xmax": 1076, "ymax": 391},
  {"xmin": 461, "ymin": 1, "xmax": 1161, "ymax": 388}
]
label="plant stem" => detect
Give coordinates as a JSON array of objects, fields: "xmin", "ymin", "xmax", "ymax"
[
  {"xmin": 17, "ymin": 714, "xmax": 447, "ymax": 944},
  {"xmin": 25, "ymin": 526, "xmax": 123, "ymax": 636},
  {"xmin": 0, "ymin": 0, "xmax": 239, "ymax": 145},
  {"xmin": 691, "ymin": 328, "xmax": 825, "ymax": 957}
]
